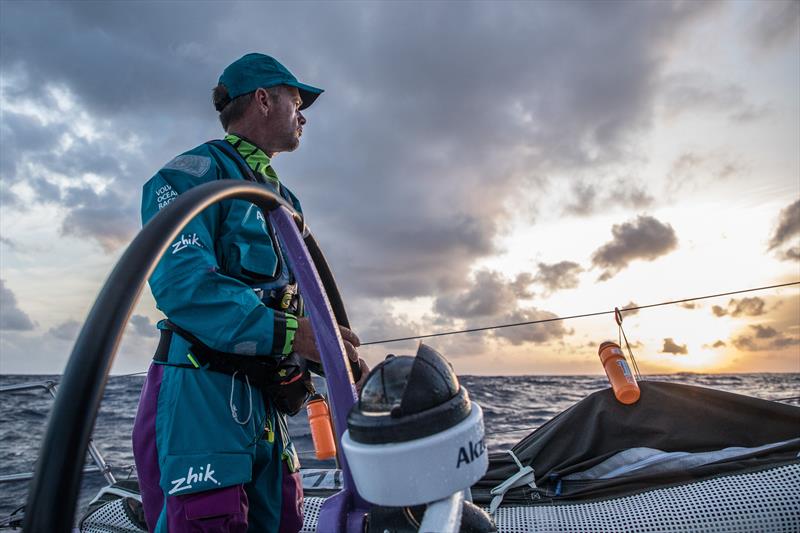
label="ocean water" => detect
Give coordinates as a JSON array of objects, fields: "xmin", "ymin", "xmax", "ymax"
[{"xmin": 1, "ymin": 372, "xmax": 798, "ymax": 522}]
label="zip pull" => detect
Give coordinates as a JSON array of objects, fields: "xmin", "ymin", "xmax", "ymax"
[{"xmin": 265, "ymin": 416, "xmax": 275, "ymax": 443}]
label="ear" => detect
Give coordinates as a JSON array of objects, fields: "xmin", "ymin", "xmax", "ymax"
[{"xmin": 254, "ymin": 87, "xmax": 271, "ymax": 115}]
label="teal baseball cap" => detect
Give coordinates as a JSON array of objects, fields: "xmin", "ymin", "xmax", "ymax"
[{"xmin": 219, "ymin": 53, "xmax": 323, "ymax": 110}]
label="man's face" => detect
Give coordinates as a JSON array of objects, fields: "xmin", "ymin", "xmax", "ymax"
[{"xmin": 264, "ymin": 86, "xmax": 305, "ymax": 154}]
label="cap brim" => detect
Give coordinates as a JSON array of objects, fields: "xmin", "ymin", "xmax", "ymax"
[{"xmin": 288, "ymin": 81, "xmax": 323, "ymax": 110}]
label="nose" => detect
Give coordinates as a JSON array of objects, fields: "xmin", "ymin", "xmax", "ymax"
[{"xmin": 298, "ymin": 112, "xmax": 306, "ymax": 126}]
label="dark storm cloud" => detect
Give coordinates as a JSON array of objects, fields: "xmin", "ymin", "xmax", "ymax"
[
  {"xmin": 768, "ymin": 199, "xmax": 800, "ymax": 261},
  {"xmin": 260, "ymin": 0, "xmax": 714, "ymax": 299},
  {"xmin": 0, "ymin": 108, "xmax": 63, "ymax": 191},
  {"xmin": 434, "ymin": 270, "xmax": 533, "ymax": 320},
  {"xmin": 130, "ymin": 315, "xmax": 158, "ymax": 338},
  {"xmin": 591, "ymin": 215, "xmax": 678, "ymax": 281},
  {"xmin": 48, "ymin": 319, "xmax": 81, "ymax": 341},
  {"xmin": 0, "ymin": 280, "xmax": 35, "ymax": 331},
  {"xmin": 0, "ymin": 2, "xmax": 216, "ymax": 117},
  {"xmin": 533, "ymin": 261, "xmax": 583, "ymax": 293},
  {"xmin": 661, "ymin": 337, "xmax": 688, "ymax": 355},
  {"xmin": 748, "ymin": 0, "xmax": 800, "ymax": 51},
  {"xmin": 1, "ymin": 1, "xmax": 718, "ymax": 300}
]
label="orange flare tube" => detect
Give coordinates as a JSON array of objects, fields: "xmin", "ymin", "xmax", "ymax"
[
  {"xmin": 598, "ymin": 341, "xmax": 640, "ymax": 405},
  {"xmin": 307, "ymin": 394, "xmax": 336, "ymax": 460}
]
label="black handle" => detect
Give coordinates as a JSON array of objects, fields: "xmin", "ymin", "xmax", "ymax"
[{"xmin": 304, "ymin": 232, "xmax": 363, "ymax": 383}]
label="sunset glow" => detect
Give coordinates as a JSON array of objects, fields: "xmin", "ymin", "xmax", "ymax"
[{"xmin": 1, "ymin": 1, "xmax": 798, "ymax": 376}]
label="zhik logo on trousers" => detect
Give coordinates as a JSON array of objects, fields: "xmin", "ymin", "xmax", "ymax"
[{"xmin": 169, "ymin": 463, "xmax": 220, "ymax": 494}]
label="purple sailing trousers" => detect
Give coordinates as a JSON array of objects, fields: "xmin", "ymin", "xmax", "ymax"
[{"xmin": 132, "ymin": 363, "xmax": 302, "ymax": 532}]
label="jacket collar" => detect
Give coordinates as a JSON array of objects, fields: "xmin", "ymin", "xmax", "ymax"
[{"xmin": 224, "ymin": 133, "xmax": 280, "ymax": 186}]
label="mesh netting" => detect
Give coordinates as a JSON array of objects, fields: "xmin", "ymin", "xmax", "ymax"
[
  {"xmin": 490, "ymin": 463, "xmax": 800, "ymax": 533},
  {"xmin": 80, "ymin": 497, "xmax": 144, "ymax": 533},
  {"xmin": 301, "ymin": 496, "xmax": 326, "ymax": 533},
  {"xmin": 81, "ymin": 463, "xmax": 800, "ymax": 532},
  {"xmin": 301, "ymin": 464, "xmax": 800, "ymax": 532}
]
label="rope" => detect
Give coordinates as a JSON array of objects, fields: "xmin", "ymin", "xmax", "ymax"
[
  {"xmin": 88, "ymin": 280, "xmax": 800, "ymax": 376},
  {"xmin": 360, "ymin": 281, "xmax": 800, "ymax": 346},
  {"xmin": 616, "ymin": 309, "xmax": 643, "ymax": 381}
]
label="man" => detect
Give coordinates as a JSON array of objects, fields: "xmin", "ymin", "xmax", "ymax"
[{"xmin": 132, "ymin": 53, "xmax": 367, "ymax": 532}]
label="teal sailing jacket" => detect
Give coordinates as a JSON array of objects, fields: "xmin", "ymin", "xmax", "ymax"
[{"xmin": 142, "ymin": 139, "xmax": 302, "ymax": 358}]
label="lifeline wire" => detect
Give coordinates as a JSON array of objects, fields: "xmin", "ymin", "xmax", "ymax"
[{"xmin": 360, "ymin": 281, "xmax": 800, "ymax": 346}]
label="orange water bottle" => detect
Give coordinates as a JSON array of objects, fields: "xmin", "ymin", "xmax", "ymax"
[
  {"xmin": 307, "ymin": 394, "xmax": 336, "ymax": 459},
  {"xmin": 598, "ymin": 341, "xmax": 640, "ymax": 404}
]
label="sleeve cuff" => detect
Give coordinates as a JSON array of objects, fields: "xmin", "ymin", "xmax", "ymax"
[{"xmin": 272, "ymin": 312, "xmax": 298, "ymax": 355}]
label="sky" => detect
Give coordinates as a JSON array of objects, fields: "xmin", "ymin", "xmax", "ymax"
[{"xmin": 0, "ymin": 0, "xmax": 798, "ymax": 376}]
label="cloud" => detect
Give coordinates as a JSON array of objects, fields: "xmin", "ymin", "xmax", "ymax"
[
  {"xmin": 429, "ymin": 268, "xmax": 570, "ymax": 348},
  {"xmin": 749, "ymin": 324, "xmax": 778, "ymax": 339},
  {"xmin": 619, "ymin": 302, "xmax": 639, "ymax": 317},
  {"xmin": 768, "ymin": 199, "xmax": 800, "ymax": 261},
  {"xmin": 130, "ymin": 314, "xmax": 158, "ymax": 338},
  {"xmin": 1, "ymin": 86, "xmax": 149, "ymax": 252},
  {"xmin": 60, "ymin": 189, "xmax": 140, "ymax": 252},
  {"xmin": 434, "ymin": 269, "xmax": 533, "ymax": 320},
  {"xmin": 0, "ymin": 280, "xmax": 35, "ymax": 331},
  {"xmin": 732, "ymin": 326, "xmax": 799, "ymax": 352},
  {"xmin": 665, "ymin": 151, "xmax": 745, "ymax": 195},
  {"xmin": 533, "ymin": 261, "xmax": 583, "ymax": 293},
  {"xmin": 1, "ymin": 1, "xmax": 720, "ymax": 301},
  {"xmin": 680, "ymin": 302, "xmax": 697, "ymax": 309},
  {"xmin": 564, "ymin": 182, "xmax": 598, "ymax": 216},
  {"xmin": 591, "ymin": 215, "xmax": 678, "ymax": 281},
  {"xmin": 732, "ymin": 335, "xmax": 758, "ymax": 351},
  {"xmin": 48, "ymin": 319, "xmax": 81, "ymax": 341},
  {"xmin": 661, "ymin": 337, "xmax": 688, "ymax": 355},
  {"xmin": 661, "ymin": 72, "xmax": 769, "ymax": 122},
  {"xmin": 0, "ymin": 236, "xmax": 18, "ymax": 250},
  {"xmin": 730, "ymin": 297, "xmax": 767, "ymax": 317},
  {"xmin": 711, "ymin": 297, "xmax": 768, "ymax": 318},
  {"xmin": 748, "ymin": 0, "xmax": 800, "ymax": 52},
  {"xmin": 564, "ymin": 179, "xmax": 653, "ymax": 217},
  {"xmin": 492, "ymin": 308, "xmax": 571, "ymax": 346},
  {"xmin": 0, "ymin": 0, "xmax": 726, "ymax": 366},
  {"xmin": 711, "ymin": 340, "xmax": 726, "ymax": 348}
]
